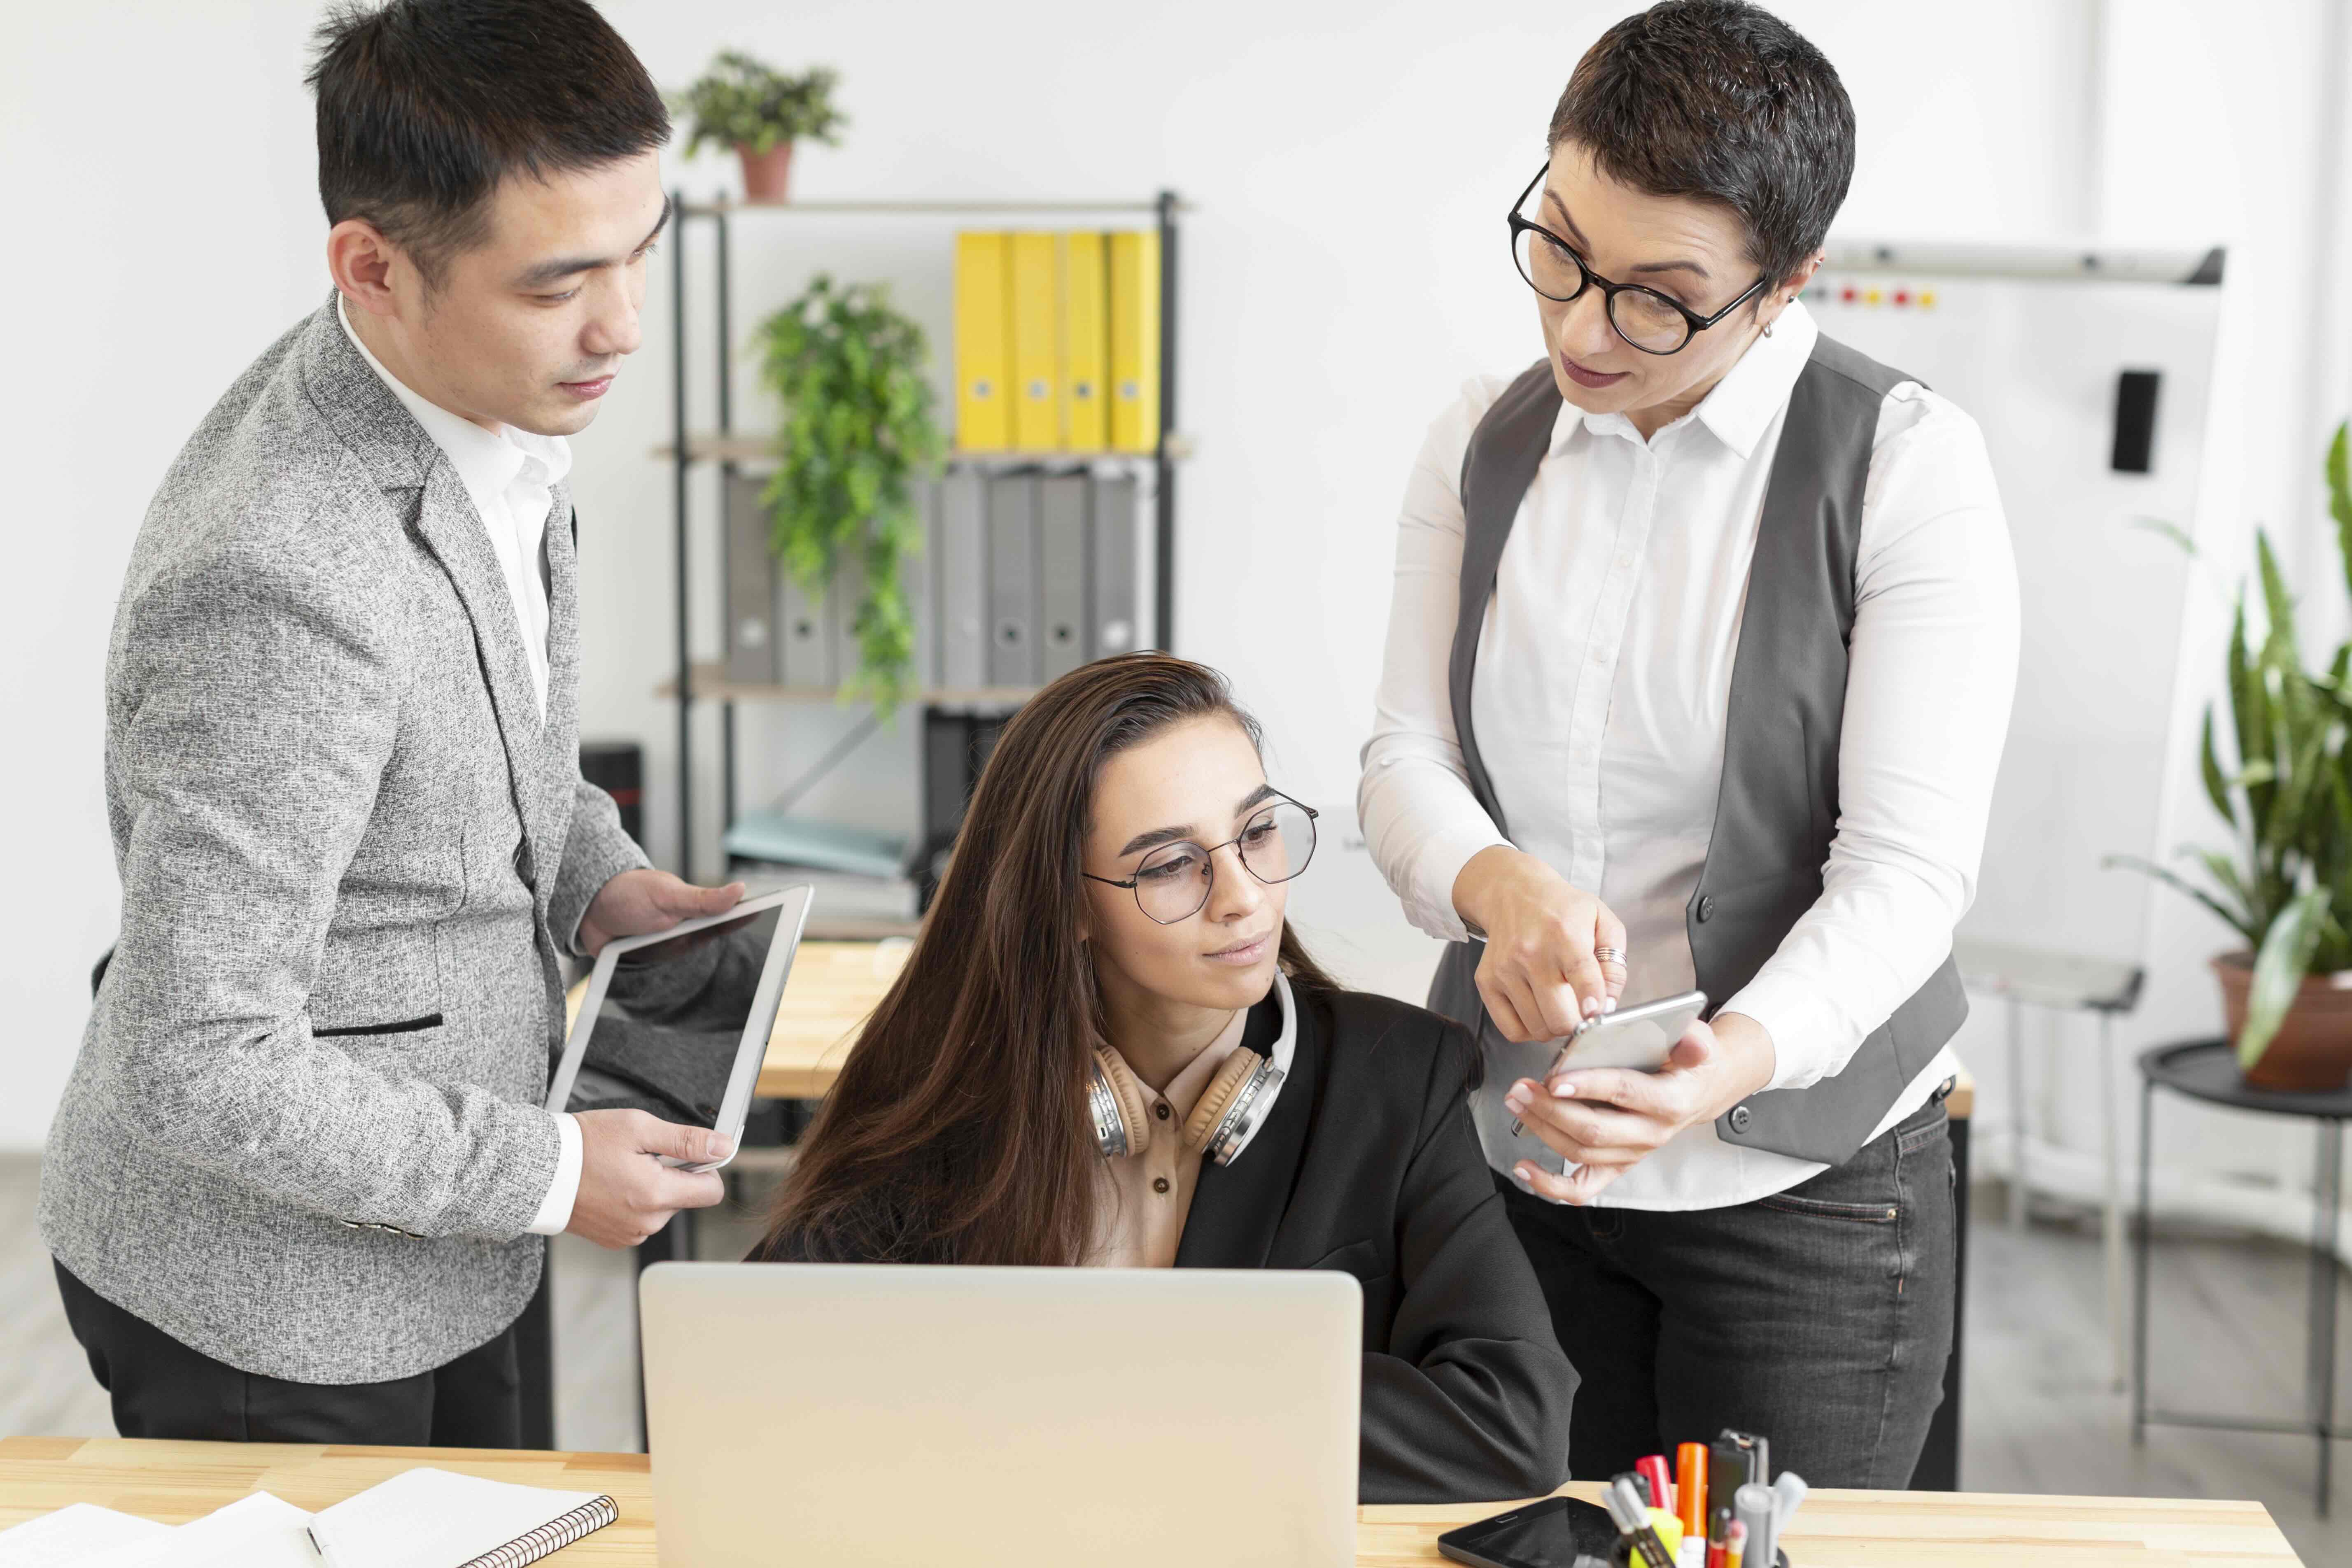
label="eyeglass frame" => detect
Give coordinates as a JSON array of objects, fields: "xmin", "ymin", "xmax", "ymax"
[
  {"xmin": 1080, "ymin": 792, "xmax": 1321, "ymax": 925},
  {"xmin": 1506, "ymin": 163, "xmax": 1772, "ymax": 357}
]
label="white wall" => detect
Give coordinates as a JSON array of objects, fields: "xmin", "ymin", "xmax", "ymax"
[{"xmin": 3, "ymin": 0, "xmax": 2343, "ymax": 1196}]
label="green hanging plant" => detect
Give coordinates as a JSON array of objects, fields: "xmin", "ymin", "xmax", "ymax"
[
  {"xmin": 674, "ymin": 52, "xmax": 846, "ymax": 157},
  {"xmin": 755, "ymin": 274, "xmax": 945, "ymax": 714}
]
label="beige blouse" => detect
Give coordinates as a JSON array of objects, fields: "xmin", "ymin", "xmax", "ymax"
[{"xmin": 1084, "ymin": 1008, "xmax": 1249, "ymax": 1268}]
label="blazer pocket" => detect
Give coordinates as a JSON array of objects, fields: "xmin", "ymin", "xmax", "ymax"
[{"xmin": 313, "ymin": 1012, "xmax": 445, "ymax": 1039}]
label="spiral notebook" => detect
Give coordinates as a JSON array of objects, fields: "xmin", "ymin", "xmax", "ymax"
[{"xmin": 305, "ymin": 1468, "xmax": 617, "ymax": 1568}]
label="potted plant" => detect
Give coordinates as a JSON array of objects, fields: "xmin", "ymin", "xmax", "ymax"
[
  {"xmin": 675, "ymin": 51, "xmax": 845, "ymax": 202},
  {"xmin": 2116, "ymin": 422, "xmax": 2352, "ymax": 1089},
  {"xmin": 755, "ymin": 274, "xmax": 945, "ymax": 713}
]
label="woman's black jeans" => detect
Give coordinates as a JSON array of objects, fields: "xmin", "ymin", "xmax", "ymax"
[{"xmin": 1496, "ymin": 1094, "xmax": 1957, "ymax": 1487}]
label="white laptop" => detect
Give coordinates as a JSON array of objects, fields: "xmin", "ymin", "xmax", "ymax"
[{"xmin": 639, "ymin": 1262, "xmax": 1360, "ymax": 1567}]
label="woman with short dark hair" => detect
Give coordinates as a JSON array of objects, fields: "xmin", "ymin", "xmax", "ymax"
[
  {"xmin": 1360, "ymin": 0, "xmax": 2020, "ymax": 1485},
  {"xmin": 757, "ymin": 653, "xmax": 1573, "ymax": 1503}
]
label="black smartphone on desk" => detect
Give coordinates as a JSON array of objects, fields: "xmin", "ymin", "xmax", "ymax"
[{"xmin": 1438, "ymin": 1496, "xmax": 1622, "ymax": 1568}]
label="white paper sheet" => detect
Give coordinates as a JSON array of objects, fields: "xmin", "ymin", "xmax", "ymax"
[
  {"xmin": 77, "ymin": 1492, "xmax": 318, "ymax": 1568},
  {"xmin": 0, "ymin": 1504, "xmax": 170, "ymax": 1568}
]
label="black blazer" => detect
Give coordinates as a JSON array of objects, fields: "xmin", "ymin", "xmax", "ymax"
[
  {"xmin": 760, "ymin": 984, "xmax": 1574, "ymax": 1504},
  {"xmin": 1174, "ymin": 985, "xmax": 1571, "ymax": 1502}
]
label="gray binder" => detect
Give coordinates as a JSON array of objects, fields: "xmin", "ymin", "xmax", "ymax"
[
  {"xmin": 723, "ymin": 473, "xmax": 779, "ymax": 683},
  {"xmin": 935, "ymin": 470, "xmax": 987, "ymax": 689},
  {"xmin": 904, "ymin": 479, "xmax": 937, "ymax": 695},
  {"xmin": 1091, "ymin": 472, "xmax": 1141, "ymax": 656},
  {"xmin": 1038, "ymin": 473, "xmax": 1090, "ymax": 682},
  {"xmin": 830, "ymin": 554, "xmax": 866, "ymax": 691},
  {"xmin": 985, "ymin": 472, "xmax": 1040, "ymax": 688},
  {"xmin": 778, "ymin": 557, "xmax": 833, "ymax": 689}
]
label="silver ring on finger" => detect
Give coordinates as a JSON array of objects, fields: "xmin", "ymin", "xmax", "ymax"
[{"xmin": 1594, "ymin": 945, "xmax": 1625, "ymax": 965}]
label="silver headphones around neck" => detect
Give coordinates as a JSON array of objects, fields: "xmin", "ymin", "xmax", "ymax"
[{"xmin": 1087, "ymin": 971, "xmax": 1298, "ymax": 1168}]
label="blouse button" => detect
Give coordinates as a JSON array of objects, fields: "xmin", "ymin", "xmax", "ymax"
[
  {"xmin": 1153, "ymin": 1102, "xmax": 1171, "ymax": 1120},
  {"xmin": 1152, "ymin": 1177, "xmax": 1171, "ymax": 1195}
]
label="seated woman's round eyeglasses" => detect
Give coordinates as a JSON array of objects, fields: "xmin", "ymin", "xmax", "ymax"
[
  {"xmin": 1506, "ymin": 163, "xmax": 1769, "ymax": 356},
  {"xmin": 1082, "ymin": 794, "xmax": 1320, "ymax": 925}
]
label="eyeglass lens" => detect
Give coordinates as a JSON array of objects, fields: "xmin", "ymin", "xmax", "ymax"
[
  {"xmin": 1511, "ymin": 225, "xmax": 1692, "ymax": 354},
  {"xmin": 1129, "ymin": 801, "xmax": 1318, "ymax": 924}
]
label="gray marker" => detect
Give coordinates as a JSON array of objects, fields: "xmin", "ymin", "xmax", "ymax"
[{"xmin": 1734, "ymin": 1482, "xmax": 1775, "ymax": 1568}]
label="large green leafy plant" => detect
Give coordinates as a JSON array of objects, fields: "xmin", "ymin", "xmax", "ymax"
[
  {"xmin": 2117, "ymin": 422, "xmax": 2352, "ymax": 1067},
  {"xmin": 755, "ymin": 275, "xmax": 944, "ymax": 713},
  {"xmin": 676, "ymin": 51, "xmax": 845, "ymax": 157}
]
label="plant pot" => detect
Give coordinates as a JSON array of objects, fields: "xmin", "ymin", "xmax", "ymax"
[
  {"xmin": 735, "ymin": 141, "xmax": 795, "ymax": 202},
  {"xmin": 2212, "ymin": 951, "xmax": 2352, "ymax": 1090}
]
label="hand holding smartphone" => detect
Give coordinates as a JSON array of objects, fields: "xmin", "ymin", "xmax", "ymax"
[{"xmin": 1508, "ymin": 990, "xmax": 1707, "ymax": 1137}]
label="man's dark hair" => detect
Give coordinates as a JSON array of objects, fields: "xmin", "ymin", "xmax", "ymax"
[
  {"xmin": 308, "ymin": 0, "xmax": 669, "ymax": 282},
  {"xmin": 1548, "ymin": 0, "xmax": 1853, "ymax": 293}
]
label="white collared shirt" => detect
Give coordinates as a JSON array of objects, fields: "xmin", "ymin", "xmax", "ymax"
[
  {"xmin": 338, "ymin": 295, "xmax": 583, "ymax": 1235},
  {"xmin": 337, "ymin": 296, "xmax": 569, "ymax": 718},
  {"xmin": 1359, "ymin": 302, "xmax": 2019, "ymax": 1210}
]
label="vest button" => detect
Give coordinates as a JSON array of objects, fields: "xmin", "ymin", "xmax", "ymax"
[
  {"xmin": 1696, "ymin": 894, "xmax": 1716, "ymax": 922},
  {"xmin": 1728, "ymin": 1104, "xmax": 1753, "ymax": 1134}
]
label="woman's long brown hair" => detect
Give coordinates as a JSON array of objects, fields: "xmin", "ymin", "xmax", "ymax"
[{"xmin": 755, "ymin": 653, "xmax": 1335, "ymax": 1266}]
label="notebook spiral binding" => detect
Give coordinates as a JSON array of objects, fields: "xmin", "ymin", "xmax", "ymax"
[{"xmin": 455, "ymin": 1494, "xmax": 618, "ymax": 1568}]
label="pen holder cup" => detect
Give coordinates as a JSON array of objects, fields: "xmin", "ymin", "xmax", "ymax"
[{"xmin": 1613, "ymin": 1547, "xmax": 1789, "ymax": 1568}]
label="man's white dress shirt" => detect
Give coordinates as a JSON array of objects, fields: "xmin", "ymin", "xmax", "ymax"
[
  {"xmin": 1359, "ymin": 302, "xmax": 2019, "ymax": 1211},
  {"xmin": 340, "ymin": 296, "xmax": 584, "ymax": 1236}
]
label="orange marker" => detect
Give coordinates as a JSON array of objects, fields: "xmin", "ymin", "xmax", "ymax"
[{"xmin": 1676, "ymin": 1441, "xmax": 1709, "ymax": 1542}]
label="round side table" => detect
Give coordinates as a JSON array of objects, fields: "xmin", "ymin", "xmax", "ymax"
[{"xmin": 2131, "ymin": 1038, "xmax": 2352, "ymax": 1515}]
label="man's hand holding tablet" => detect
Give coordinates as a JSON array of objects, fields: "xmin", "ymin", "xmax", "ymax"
[
  {"xmin": 551, "ymin": 883, "xmax": 816, "ymax": 1247},
  {"xmin": 568, "ymin": 1111, "xmax": 733, "ymax": 1249}
]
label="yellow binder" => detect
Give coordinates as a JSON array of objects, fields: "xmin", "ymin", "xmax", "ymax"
[
  {"xmin": 954, "ymin": 232, "xmax": 1009, "ymax": 452},
  {"xmin": 1107, "ymin": 230, "xmax": 1161, "ymax": 455},
  {"xmin": 1061, "ymin": 231, "xmax": 1110, "ymax": 453},
  {"xmin": 1009, "ymin": 231, "xmax": 1062, "ymax": 452}
]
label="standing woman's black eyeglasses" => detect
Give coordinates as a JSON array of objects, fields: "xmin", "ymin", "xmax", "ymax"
[{"xmin": 1507, "ymin": 164, "xmax": 1770, "ymax": 356}]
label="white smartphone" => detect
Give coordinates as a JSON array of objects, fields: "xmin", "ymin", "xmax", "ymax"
[{"xmin": 1509, "ymin": 990, "xmax": 1708, "ymax": 1136}]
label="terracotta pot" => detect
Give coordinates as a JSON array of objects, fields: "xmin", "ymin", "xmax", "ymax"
[
  {"xmin": 735, "ymin": 141, "xmax": 795, "ymax": 202},
  {"xmin": 2212, "ymin": 951, "xmax": 2352, "ymax": 1090}
]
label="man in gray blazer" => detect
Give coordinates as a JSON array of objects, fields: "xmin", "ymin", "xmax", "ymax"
[{"xmin": 41, "ymin": 0, "xmax": 737, "ymax": 1444}]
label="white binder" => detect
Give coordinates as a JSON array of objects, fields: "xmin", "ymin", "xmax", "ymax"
[
  {"xmin": 935, "ymin": 470, "xmax": 987, "ymax": 688},
  {"xmin": 1091, "ymin": 471, "xmax": 1142, "ymax": 657}
]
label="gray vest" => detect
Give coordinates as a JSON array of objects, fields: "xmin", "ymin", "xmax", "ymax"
[{"xmin": 1424, "ymin": 336, "xmax": 1967, "ymax": 1167}]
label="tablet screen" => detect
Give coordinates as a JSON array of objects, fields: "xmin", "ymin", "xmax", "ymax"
[{"xmin": 560, "ymin": 902, "xmax": 783, "ymax": 1129}]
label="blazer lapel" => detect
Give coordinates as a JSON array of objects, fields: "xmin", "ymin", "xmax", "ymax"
[
  {"xmin": 412, "ymin": 464, "xmax": 557, "ymax": 897},
  {"xmin": 535, "ymin": 488, "xmax": 583, "ymax": 906},
  {"xmin": 1175, "ymin": 988, "xmax": 1321, "ymax": 1271}
]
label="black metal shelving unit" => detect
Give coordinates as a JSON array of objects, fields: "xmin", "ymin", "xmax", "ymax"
[{"xmin": 662, "ymin": 191, "xmax": 1186, "ymax": 883}]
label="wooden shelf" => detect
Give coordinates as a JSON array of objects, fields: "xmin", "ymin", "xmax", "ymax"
[
  {"xmin": 654, "ymin": 434, "xmax": 1180, "ymax": 466},
  {"xmin": 658, "ymin": 662, "xmax": 1037, "ymax": 708}
]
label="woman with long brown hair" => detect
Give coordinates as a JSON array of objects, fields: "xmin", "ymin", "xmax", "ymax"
[{"xmin": 755, "ymin": 653, "xmax": 1571, "ymax": 1503}]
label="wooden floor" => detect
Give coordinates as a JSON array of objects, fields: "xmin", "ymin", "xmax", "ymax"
[{"xmin": 5, "ymin": 1155, "xmax": 2345, "ymax": 1562}]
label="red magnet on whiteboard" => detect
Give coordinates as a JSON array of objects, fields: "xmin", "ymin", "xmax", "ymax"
[{"xmin": 1893, "ymin": 290, "xmax": 1912, "ymax": 306}]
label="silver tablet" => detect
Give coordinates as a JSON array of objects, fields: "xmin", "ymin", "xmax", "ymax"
[{"xmin": 544, "ymin": 885, "xmax": 814, "ymax": 1172}]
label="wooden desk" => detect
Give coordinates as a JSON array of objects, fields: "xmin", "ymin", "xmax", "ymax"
[
  {"xmin": 755, "ymin": 937, "xmax": 907, "ymax": 1100},
  {"xmin": 0, "ymin": 1438, "xmax": 2301, "ymax": 1565}
]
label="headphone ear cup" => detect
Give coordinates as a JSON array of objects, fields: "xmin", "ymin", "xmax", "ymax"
[
  {"xmin": 1091, "ymin": 1047, "xmax": 1152, "ymax": 1158},
  {"xmin": 1181, "ymin": 1048, "xmax": 1265, "ymax": 1158}
]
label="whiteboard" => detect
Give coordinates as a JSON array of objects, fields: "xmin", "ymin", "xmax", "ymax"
[{"xmin": 1810, "ymin": 243, "xmax": 2224, "ymax": 999}]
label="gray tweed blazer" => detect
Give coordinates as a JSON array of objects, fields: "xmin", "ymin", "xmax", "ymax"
[{"xmin": 40, "ymin": 292, "xmax": 646, "ymax": 1384}]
